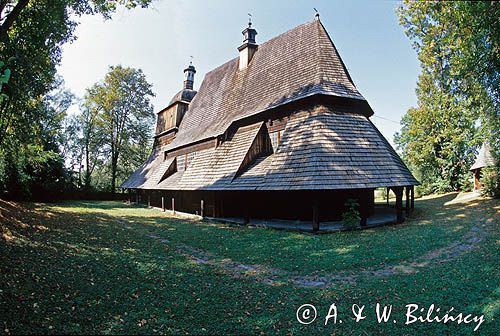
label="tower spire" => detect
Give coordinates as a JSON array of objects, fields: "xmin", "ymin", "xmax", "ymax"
[
  {"xmin": 183, "ymin": 59, "xmax": 196, "ymax": 90},
  {"xmin": 238, "ymin": 15, "xmax": 258, "ymax": 70}
]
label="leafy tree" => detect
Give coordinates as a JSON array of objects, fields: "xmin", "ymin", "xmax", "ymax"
[
  {"xmin": 0, "ymin": 59, "xmax": 12, "ymax": 104},
  {"xmin": 396, "ymin": 1, "xmax": 499, "ymax": 195},
  {"xmin": 0, "ymin": 0, "xmax": 153, "ymax": 198},
  {"xmin": 0, "ymin": 78, "xmax": 74, "ymax": 198},
  {"xmin": 481, "ymin": 166, "xmax": 500, "ymax": 198},
  {"xmin": 63, "ymin": 97, "xmax": 105, "ymax": 191},
  {"xmin": 395, "ymin": 72, "xmax": 478, "ymax": 193},
  {"xmin": 0, "ymin": 0, "xmax": 154, "ymax": 145},
  {"xmin": 70, "ymin": 66, "xmax": 155, "ymax": 192}
]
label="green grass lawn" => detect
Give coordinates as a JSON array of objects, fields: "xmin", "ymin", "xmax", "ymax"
[{"xmin": 1, "ymin": 193, "xmax": 499, "ymax": 335}]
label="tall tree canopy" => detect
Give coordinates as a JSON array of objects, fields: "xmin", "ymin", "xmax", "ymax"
[
  {"xmin": 67, "ymin": 66, "xmax": 155, "ymax": 192},
  {"xmin": 0, "ymin": 0, "xmax": 153, "ymax": 144},
  {"xmin": 396, "ymin": 1, "xmax": 499, "ymax": 195},
  {"xmin": 0, "ymin": 77, "xmax": 74, "ymax": 198},
  {"xmin": 0, "ymin": 0, "xmax": 153, "ymax": 198}
]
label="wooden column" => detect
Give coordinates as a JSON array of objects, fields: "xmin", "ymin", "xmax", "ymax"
[
  {"xmin": 128, "ymin": 189, "xmax": 131, "ymax": 204},
  {"xmin": 312, "ymin": 203, "xmax": 319, "ymax": 232},
  {"xmin": 200, "ymin": 199, "xmax": 204, "ymax": 218},
  {"xmin": 405, "ymin": 186, "xmax": 410, "ymax": 216},
  {"xmin": 386, "ymin": 187, "xmax": 390, "ymax": 205},
  {"xmin": 368, "ymin": 189, "xmax": 375, "ymax": 216},
  {"xmin": 411, "ymin": 186, "xmax": 415, "ymax": 210},
  {"xmin": 147, "ymin": 193, "xmax": 151, "ymax": 208},
  {"xmin": 161, "ymin": 196, "xmax": 165, "ymax": 212},
  {"xmin": 242, "ymin": 193, "xmax": 249, "ymax": 224},
  {"xmin": 172, "ymin": 197, "xmax": 175, "ymax": 214},
  {"xmin": 135, "ymin": 192, "xmax": 139, "ymax": 204},
  {"xmin": 394, "ymin": 187, "xmax": 404, "ymax": 223},
  {"xmin": 212, "ymin": 192, "xmax": 217, "ymax": 217},
  {"xmin": 220, "ymin": 197, "xmax": 224, "ymax": 218},
  {"xmin": 243, "ymin": 206, "xmax": 250, "ymax": 224},
  {"xmin": 360, "ymin": 194, "xmax": 368, "ymax": 227}
]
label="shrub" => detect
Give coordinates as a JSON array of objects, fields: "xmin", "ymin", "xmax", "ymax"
[
  {"xmin": 342, "ymin": 198, "xmax": 361, "ymax": 230},
  {"xmin": 481, "ymin": 166, "xmax": 500, "ymax": 198}
]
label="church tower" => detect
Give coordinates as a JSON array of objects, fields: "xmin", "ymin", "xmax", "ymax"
[{"xmin": 154, "ymin": 62, "xmax": 197, "ymax": 147}]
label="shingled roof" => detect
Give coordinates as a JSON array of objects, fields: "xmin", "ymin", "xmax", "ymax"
[
  {"xmin": 167, "ymin": 88, "xmax": 197, "ymax": 107},
  {"xmin": 248, "ymin": 106, "xmax": 418, "ymax": 190},
  {"xmin": 122, "ymin": 105, "xmax": 418, "ymax": 190},
  {"xmin": 121, "ymin": 19, "xmax": 418, "ymax": 191},
  {"xmin": 470, "ymin": 143, "xmax": 495, "ymax": 170},
  {"xmin": 120, "ymin": 150, "xmax": 175, "ymax": 189},
  {"xmin": 165, "ymin": 19, "xmax": 372, "ymax": 152}
]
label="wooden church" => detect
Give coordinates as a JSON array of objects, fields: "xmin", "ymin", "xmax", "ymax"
[{"xmin": 121, "ymin": 18, "xmax": 419, "ymax": 230}]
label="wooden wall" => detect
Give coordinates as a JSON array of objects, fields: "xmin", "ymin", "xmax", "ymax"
[{"xmin": 135, "ymin": 189, "xmax": 376, "ymax": 222}]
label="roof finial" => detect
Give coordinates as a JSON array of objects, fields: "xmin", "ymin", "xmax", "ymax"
[
  {"xmin": 189, "ymin": 55, "xmax": 194, "ymax": 66},
  {"xmin": 313, "ymin": 8, "xmax": 320, "ymax": 20},
  {"xmin": 248, "ymin": 13, "xmax": 252, "ymax": 27}
]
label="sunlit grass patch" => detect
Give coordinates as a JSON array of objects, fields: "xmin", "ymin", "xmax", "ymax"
[{"xmin": 0, "ymin": 194, "xmax": 498, "ymax": 334}]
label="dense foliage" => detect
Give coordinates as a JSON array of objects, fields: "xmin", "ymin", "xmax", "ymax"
[
  {"xmin": 481, "ymin": 166, "xmax": 500, "ymax": 198},
  {"xmin": 0, "ymin": 77, "xmax": 74, "ymax": 198},
  {"xmin": 65, "ymin": 66, "xmax": 155, "ymax": 192},
  {"xmin": 0, "ymin": 0, "xmax": 153, "ymax": 198},
  {"xmin": 396, "ymin": 1, "xmax": 499, "ymax": 196},
  {"xmin": 341, "ymin": 198, "xmax": 361, "ymax": 229}
]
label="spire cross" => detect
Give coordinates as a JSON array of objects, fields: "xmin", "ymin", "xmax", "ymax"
[{"xmin": 313, "ymin": 8, "xmax": 320, "ymax": 19}]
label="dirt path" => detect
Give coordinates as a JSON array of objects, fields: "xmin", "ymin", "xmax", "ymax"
[{"xmin": 147, "ymin": 221, "xmax": 488, "ymax": 288}]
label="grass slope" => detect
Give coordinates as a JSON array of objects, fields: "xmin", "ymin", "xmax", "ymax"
[{"xmin": 0, "ymin": 193, "xmax": 499, "ymax": 335}]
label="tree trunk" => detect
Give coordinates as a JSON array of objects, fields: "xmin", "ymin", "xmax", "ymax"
[
  {"xmin": 111, "ymin": 151, "xmax": 118, "ymax": 193},
  {"xmin": 0, "ymin": 0, "xmax": 30, "ymax": 43},
  {"xmin": 84, "ymin": 140, "xmax": 91, "ymax": 190}
]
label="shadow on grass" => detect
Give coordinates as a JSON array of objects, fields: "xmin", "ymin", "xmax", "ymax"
[
  {"xmin": 1, "ymin": 194, "xmax": 498, "ymax": 334},
  {"xmin": 53, "ymin": 200, "xmax": 134, "ymax": 210},
  {"xmin": 24, "ymin": 192, "xmax": 493, "ymax": 277}
]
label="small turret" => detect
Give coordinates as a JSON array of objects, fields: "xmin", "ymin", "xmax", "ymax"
[
  {"xmin": 183, "ymin": 62, "xmax": 196, "ymax": 90},
  {"xmin": 238, "ymin": 18, "xmax": 258, "ymax": 70}
]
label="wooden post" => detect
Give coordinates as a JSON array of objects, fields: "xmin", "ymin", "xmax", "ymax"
[
  {"xmin": 220, "ymin": 197, "xmax": 224, "ymax": 218},
  {"xmin": 411, "ymin": 186, "xmax": 415, "ymax": 210},
  {"xmin": 128, "ymin": 189, "xmax": 131, "ymax": 204},
  {"xmin": 360, "ymin": 194, "xmax": 367, "ymax": 227},
  {"xmin": 405, "ymin": 187, "xmax": 410, "ymax": 216},
  {"xmin": 386, "ymin": 187, "xmax": 389, "ymax": 205},
  {"xmin": 243, "ymin": 205, "xmax": 250, "ymax": 224},
  {"xmin": 212, "ymin": 192, "xmax": 216, "ymax": 217},
  {"xmin": 368, "ymin": 188, "xmax": 375, "ymax": 216},
  {"xmin": 172, "ymin": 197, "xmax": 175, "ymax": 214},
  {"xmin": 135, "ymin": 192, "xmax": 139, "ymax": 204},
  {"xmin": 161, "ymin": 196, "xmax": 165, "ymax": 212},
  {"xmin": 312, "ymin": 203, "xmax": 319, "ymax": 232},
  {"xmin": 200, "ymin": 199, "xmax": 204, "ymax": 218},
  {"xmin": 147, "ymin": 193, "xmax": 151, "ymax": 208},
  {"xmin": 394, "ymin": 187, "xmax": 404, "ymax": 223}
]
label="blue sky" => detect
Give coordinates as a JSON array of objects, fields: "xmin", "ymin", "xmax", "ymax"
[{"xmin": 57, "ymin": 0, "xmax": 420, "ymax": 146}]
